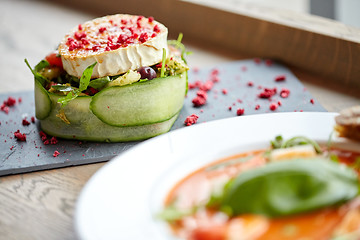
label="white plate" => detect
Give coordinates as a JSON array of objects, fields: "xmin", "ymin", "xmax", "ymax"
[{"xmin": 75, "ymin": 112, "xmax": 359, "ymax": 240}]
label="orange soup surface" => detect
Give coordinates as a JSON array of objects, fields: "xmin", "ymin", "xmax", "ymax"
[{"xmin": 164, "ymin": 148, "xmax": 360, "ymax": 240}]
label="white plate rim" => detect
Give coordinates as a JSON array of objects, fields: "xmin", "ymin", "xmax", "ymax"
[{"xmin": 75, "ymin": 112, "xmax": 360, "ymax": 240}]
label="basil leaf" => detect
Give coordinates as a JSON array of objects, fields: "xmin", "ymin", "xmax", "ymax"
[
  {"xmin": 220, "ymin": 158, "xmax": 359, "ymax": 218},
  {"xmin": 79, "ymin": 62, "xmax": 97, "ymax": 91},
  {"xmin": 58, "ymin": 62, "xmax": 97, "ymax": 107},
  {"xmin": 24, "ymin": 59, "xmax": 50, "ymax": 86},
  {"xmin": 51, "ymin": 85, "xmax": 77, "ymax": 92},
  {"xmin": 88, "ymin": 76, "xmax": 110, "ymax": 89},
  {"xmin": 34, "ymin": 60, "xmax": 50, "ymax": 72}
]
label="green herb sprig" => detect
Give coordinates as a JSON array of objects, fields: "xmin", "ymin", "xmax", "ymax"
[{"xmin": 58, "ymin": 62, "xmax": 97, "ymax": 107}]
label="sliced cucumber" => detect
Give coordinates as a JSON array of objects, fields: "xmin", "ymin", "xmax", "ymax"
[
  {"xmin": 41, "ymin": 94, "xmax": 179, "ymax": 141},
  {"xmin": 34, "ymin": 79, "xmax": 51, "ymax": 119},
  {"xmin": 90, "ymin": 73, "xmax": 187, "ymax": 127}
]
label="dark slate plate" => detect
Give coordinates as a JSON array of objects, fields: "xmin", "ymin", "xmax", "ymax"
[{"xmin": 0, "ymin": 59, "xmax": 325, "ymax": 176}]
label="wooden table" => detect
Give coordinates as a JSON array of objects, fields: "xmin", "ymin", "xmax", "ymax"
[{"xmin": 0, "ymin": 1, "xmax": 359, "ymax": 240}]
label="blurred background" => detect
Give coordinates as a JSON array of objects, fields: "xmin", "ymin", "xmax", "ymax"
[{"xmin": 231, "ymin": 0, "xmax": 360, "ymax": 28}]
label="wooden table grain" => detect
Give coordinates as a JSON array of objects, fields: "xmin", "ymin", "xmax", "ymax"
[{"xmin": 0, "ymin": 1, "xmax": 359, "ymax": 240}]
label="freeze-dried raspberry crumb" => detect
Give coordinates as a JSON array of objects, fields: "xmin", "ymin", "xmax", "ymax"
[
  {"xmin": 265, "ymin": 59, "xmax": 273, "ymax": 66},
  {"xmin": 255, "ymin": 104, "xmax": 260, "ymax": 110},
  {"xmin": 211, "ymin": 76, "xmax": 220, "ymax": 83},
  {"xmin": 247, "ymin": 81, "xmax": 254, "ymax": 87},
  {"xmin": 22, "ymin": 118, "xmax": 30, "ymax": 126},
  {"xmin": 192, "ymin": 67, "xmax": 199, "ymax": 73},
  {"xmin": 0, "ymin": 104, "xmax": 9, "ymax": 114},
  {"xmin": 275, "ymin": 75, "xmax": 286, "ymax": 82},
  {"xmin": 14, "ymin": 130, "xmax": 26, "ymax": 141},
  {"xmin": 44, "ymin": 139, "xmax": 50, "ymax": 145},
  {"xmin": 280, "ymin": 88, "xmax": 290, "ymax": 98},
  {"xmin": 222, "ymin": 89, "xmax": 228, "ymax": 95},
  {"xmin": 196, "ymin": 90, "xmax": 208, "ymax": 100},
  {"xmin": 278, "ymin": 100, "xmax": 282, "ymax": 106},
  {"xmin": 228, "ymin": 106, "xmax": 232, "ymax": 111},
  {"xmin": 237, "ymin": 108, "xmax": 245, "ymax": 116},
  {"xmin": 18, "ymin": 97, "xmax": 22, "ymax": 103},
  {"xmin": 192, "ymin": 90, "xmax": 208, "ymax": 107},
  {"xmin": 31, "ymin": 116, "xmax": 35, "ymax": 123},
  {"xmin": 188, "ymin": 83, "xmax": 196, "ymax": 89},
  {"xmin": 270, "ymin": 103, "xmax": 278, "ymax": 111},
  {"xmin": 254, "ymin": 58, "xmax": 262, "ymax": 64},
  {"xmin": 211, "ymin": 69, "xmax": 219, "ymax": 76},
  {"xmin": 188, "ymin": 80, "xmax": 202, "ymax": 90},
  {"xmin": 192, "ymin": 96, "xmax": 206, "ymax": 107},
  {"xmin": 184, "ymin": 114, "xmax": 199, "ymax": 126},
  {"xmin": 4, "ymin": 97, "xmax": 16, "ymax": 107},
  {"xmin": 310, "ymin": 99, "xmax": 315, "ymax": 104},
  {"xmin": 53, "ymin": 150, "xmax": 60, "ymax": 157},
  {"xmin": 39, "ymin": 131, "xmax": 47, "ymax": 141},
  {"xmin": 50, "ymin": 136, "xmax": 58, "ymax": 145},
  {"xmin": 199, "ymin": 80, "xmax": 213, "ymax": 92},
  {"xmin": 258, "ymin": 88, "xmax": 277, "ymax": 99}
]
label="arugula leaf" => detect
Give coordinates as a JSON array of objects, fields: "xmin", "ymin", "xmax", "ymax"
[
  {"xmin": 88, "ymin": 76, "xmax": 110, "ymax": 89},
  {"xmin": 58, "ymin": 62, "xmax": 97, "ymax": 107},
  {"xmin": 24, "ymin": 58, "xmax": 50, "ymax": 86}
]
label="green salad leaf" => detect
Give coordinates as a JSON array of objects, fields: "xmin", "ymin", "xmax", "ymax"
[
  {"xmin": 34, "ymin": 60, "xmax": 50, "ymax": 72},
  {"xmin": 271, "ymin": 135, "xmax": 322, "ymax": 153},
  {"xmin": 88, "ymin": 76, "xmax": 110, "ymax": 89},
  {"xmin": 167, "ymin": 33, "xmax": 191, "ymax": 63},
  {"xmin": 219, "ymin": 158, "xmax": 360, "ymax": 218},
  {"xmin": 24, "ymin": 59, "xmax": 50, "ymax": 86},
  {"xmin": 58, "ymin": 62, "xmax": 97, "ymax": 107},
  {"xmin": 51, "ymin": 85, "xmax": 77, "ymax": 92}
]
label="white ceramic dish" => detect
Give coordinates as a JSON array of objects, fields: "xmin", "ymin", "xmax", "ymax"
[{"xmin": 75, "ymin": 112, "xmax": 360, "ymax": 240}]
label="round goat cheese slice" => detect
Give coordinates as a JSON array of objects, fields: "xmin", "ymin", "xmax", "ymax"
[{"xmin": 58, "ymin": 14, "xmax": 168, "ymax": 78}]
